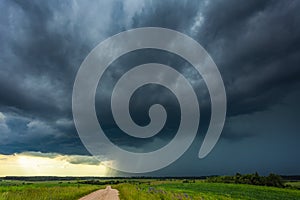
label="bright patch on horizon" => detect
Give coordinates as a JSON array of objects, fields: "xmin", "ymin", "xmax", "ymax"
[{"xmin": 0, "ymin": 152, "xmax": 113, "ymax": 176}]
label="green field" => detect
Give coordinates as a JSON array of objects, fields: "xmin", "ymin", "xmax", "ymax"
[
  {"xmin": 1, "ymin": 179, "xmax": 300, "ymax": 200},
  {"xmin": 286, "ymin": 181, "xmax": 300, "ymax": 189},
  {"xmin": 0, "ymin": 180, "xmax": 103, "ymax": 200},
  {"xmin": 115, "ymin": 180, "xmax": 300, "ymax": 200}
]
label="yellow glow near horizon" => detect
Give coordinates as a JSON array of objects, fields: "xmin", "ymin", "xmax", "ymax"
[{"xmin": 0, "ymin": 153, "xmax": 114, "ymax": 177}]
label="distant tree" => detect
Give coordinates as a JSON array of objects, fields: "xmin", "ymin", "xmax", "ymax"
[
  {"xmin": 265, "ymin": 173, "xmax": 284, "ymax": 188},
  {"xmin": 206, "ymin": 172, "xmax": 284, "ymax": 188}
]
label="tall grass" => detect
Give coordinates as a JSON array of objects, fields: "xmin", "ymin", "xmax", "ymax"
[
  {"xmin": 115, "ymin": 183, "xmax": 195, "ymax": 200},
  {"xmin": 116, "ymin": 180, "xmax": 300, "ymax": 200},
  {"xmin": 0, "ymin": 182, "xmax": 102, "ymax": 200}
]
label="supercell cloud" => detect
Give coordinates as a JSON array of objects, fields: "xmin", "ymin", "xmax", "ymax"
[{"xmin": 0, "ymin": 0, "xmax": 299, "ymax": 175}]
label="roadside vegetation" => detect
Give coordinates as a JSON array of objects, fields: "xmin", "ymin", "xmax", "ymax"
[{"xmin": 0, "ymin": 181, "xmax": 102, "ymax": 200}]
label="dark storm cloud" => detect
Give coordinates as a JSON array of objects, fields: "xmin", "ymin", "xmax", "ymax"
[
  {"xmin": 0, "ymin": 0, "xmax": 129, "ymax": 154},
  {"xmin": 0, "ymin": 0, "xmax": 106, "ymax": 120},
  {"xmin": 131, "ymin": 0, "xmax": 300, "ymax": 117},
  {"xmin": 0, "ymin": 0, "xmax": 299, "ymax": 164},
  {"xmin": 195, "ymin": 0, "xmax": 300, "ymax": 116},
  {"xmin": 130, "ymin": 0, "xmax": 300, "ymax": 142},
  {"xmin": 131, "ymin": 0, "xmax": 202, "ymax": 31}
]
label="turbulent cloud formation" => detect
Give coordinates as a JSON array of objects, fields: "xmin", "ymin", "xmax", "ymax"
[{"xmin": 0, "ymin": 0, "xmax": 299, "ymax": 175}]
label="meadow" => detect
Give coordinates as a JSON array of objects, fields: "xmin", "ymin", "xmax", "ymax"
[
  {"xmin": 115, "ymin": 179, "xmax": 300, "ymax": 200},
  {"xmin": 1, "ymin": 178, "xmax": 300, "ymax": 199},
  {"xmin": 286, "ymin": 181, "xmax": 300, "ymax": 189},
  {"xmin": 0, "ymin": 180, "xmax": 102, "ymax": 200}
]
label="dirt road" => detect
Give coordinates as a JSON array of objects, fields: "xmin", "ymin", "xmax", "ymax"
[{"xmin": 79, "ymin": 186, "xmax": 119, "ymax": 200}]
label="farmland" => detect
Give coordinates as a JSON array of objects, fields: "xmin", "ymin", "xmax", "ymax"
[
  {"xmin": 115, "ymin": 179, "xmax": 300, "ymax": 200},
  {"xmin": 1, "ymin": 178, "xmax": 300, "ymax": 199},
  {"xmin": 0, "ymin": 180, "xmax": 102, "ymax": 200}
]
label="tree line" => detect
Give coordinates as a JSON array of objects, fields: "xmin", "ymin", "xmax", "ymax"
[{"xmin": 206, "ymin": 172, "xmax": 284, "ymax": 188}]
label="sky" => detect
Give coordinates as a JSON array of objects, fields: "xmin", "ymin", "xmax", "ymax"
[{"xmin": 0, "ymin": 0, "xmax": 300, "ymax": 176}]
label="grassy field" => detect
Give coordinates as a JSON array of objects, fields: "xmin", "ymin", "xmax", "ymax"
[
  {"xmin": 115, "ymin": 180, "xmax": 300, "ymax": 200},
  {"xmin": 286, "ymin": 181, "xmax": 300, "ymax": 189},
  {"xmin": 1, "ymin": 179, "xmax": 300, "ymax": 200},
  {"xmin": 0, "ymin": 180, "xmax": 103, "ymax": 200}
]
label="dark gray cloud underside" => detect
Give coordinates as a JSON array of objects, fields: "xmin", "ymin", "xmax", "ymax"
[{"xmin": 0, "ymin": 0, "xmax": 299, "ymax": 175}]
